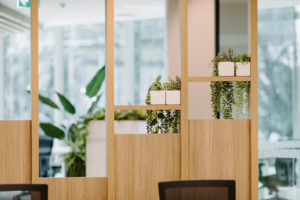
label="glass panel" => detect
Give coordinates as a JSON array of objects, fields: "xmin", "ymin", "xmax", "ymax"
[
  {"xmin": 113, "ymin": 110, "xmax": 180, "ymax": 134},
  {"xmin": 114, "ymin": 0, "xmax": 181, "ymax": 105},
  {"xmin": 258, "ymin": 0, "xmax": 300, "ymax": 199},
  {"xmin": 218, "ymin": 0, "xmax": 249, "ymax": 54},
  {"xmin": 38, "ymin": 0, "xmax": 106, "ymax": 177},
  {"xmin": 189, "ymin": 82, "xmax": 250, "ymax": 119},
  {"xmin": 0, "ymin": 1, "xmax": 31, "ymax": 120}
]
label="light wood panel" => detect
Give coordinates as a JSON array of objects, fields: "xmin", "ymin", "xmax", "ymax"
[
  {"xmin": 115, "ymin": 134, "xmax": 181, "ymax": 200},
  {"xmin": 0, "ymin": 121, "xmax": 31, "ymax": 184},
  {"xmin": 106, "ymin": 0, "xmax": 116, "ymax": 199},
  {"xmin": 189, "ymin": 120, "xmax": 251, "ymax": 200},
  {"xmin": 31, "ymin": 0, "xmax": 39, "ymax": 183},
  {"xmin": 188, "ymin": 76, "xmax": 253, "ymax": 82},
  {"xmin": 37, "ymin": 178, "xmax": 107, "ymax": 200},
  {"xmin": 250, "ymin": 0, "xmax": 258, "ymax": 199},
  {"xmin": 180, "ymin": 0, "xmax": 189, "ymax": 180},
  {"xmin": 114, "ymin": 105, "xmax": 182, "ymax": 110}
]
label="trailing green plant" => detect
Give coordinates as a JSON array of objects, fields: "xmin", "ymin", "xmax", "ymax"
[
  {"xmin": 210, "ymin": 48, "xmax": 235, "ymax": 119},
  {"xmin": 210, "ymin": 49, "xmax": 250, "ymax": 119},
  {"xmin": 234, "ymin": 53, "xmax": 251, "ymax": 63},
  {"xmin": 145, "ymin": 75, "xmax": 181, "ymax": 134},
  {"xmin": 234, "ymin": 82, "xmax": 250, "ymax": 118}
]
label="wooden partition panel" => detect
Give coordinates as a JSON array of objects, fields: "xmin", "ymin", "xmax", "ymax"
[
  {"xmin": 115, "ymin": 134, "xmax": 181, "ymax": 200},
  {"xmin": 0, "ymin": 121, "xmax": 31, "ymax": 184},
  {"xmin": 37, "ymin": 178, "xmax": 107, "ymax": 200},
  {"xmin": 189, "ymin": 120, "xmax": 251, "ymax": 200}
]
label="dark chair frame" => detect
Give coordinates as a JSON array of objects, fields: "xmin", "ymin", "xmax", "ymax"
[
  {"xmin": 0, "ymin": 184, "xmax": 48, "ymax": 200},
  {"xmin": 159, "ymin": 180, "xmax": 235, "ymax": 200}
]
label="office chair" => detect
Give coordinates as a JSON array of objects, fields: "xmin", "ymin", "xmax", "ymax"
[{"xmin": 158, "ymin": 180, "xmax": 235, "ymax": 200}]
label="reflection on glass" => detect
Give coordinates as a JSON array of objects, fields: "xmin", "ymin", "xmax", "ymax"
[
  {"xmin": 258, "ymin": 0, "xmax": 300, "ymax": 199},
  {"xmin": 218, "ymin": 0, "xmax": 249, "ymax": 54},
  {"xmin": 38, "ymin": 0, "xmax": 106, "ymax": 177},
  {"xmin": 114, "ymin": 0, "xmax": 180, "ymax": 105},
  {"xmin": 0, "ymin": 2, "xmax": 31, "ymax": 120}
]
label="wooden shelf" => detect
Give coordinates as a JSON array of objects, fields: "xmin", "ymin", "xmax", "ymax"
[
  {"xmin": 114, "ymin": 105, "xmax": 182, "ymax": 110},
  {"xmin": 188, "ymin": 76, "xmax": 253, "ymax": 82}
]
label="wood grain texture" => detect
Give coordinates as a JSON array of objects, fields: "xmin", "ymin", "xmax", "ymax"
[
  {"xmin": 31, "ymin": 0, "xmax": 39, "ymax": 183},
  {"xmin": 0, "ymin": 121, "xmax": 31, "ymax": 184},
  {"xmin": 189, "ymin": 120, "xmax": 251, "ymax": 200},
  {"xmin": 37, "ymin": 178, "xmax": 107, "ymax": 200},
  {"xmin": 250, "ymin": 0, "xmax": 258, "ymax": 199},
  {"xmin": 180, "ymin": 0, "xmax": 189, "ymax": 180},
  {"xmin": 106, "ymin": 0, "xmax": 115, "ymax": 198},
  {"xmin": 114, "ymin": 105, "xmax": 182, "ymax": 110},
  {"xmin": 115, "ymin": 134, "xmax": 181, "ymax": 200}
]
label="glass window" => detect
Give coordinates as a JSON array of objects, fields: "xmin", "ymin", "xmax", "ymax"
[
  {"xmin": 38, "ymin": 0, "xmax": 106, "ymax": 178},
  {"xmin": 114, "ymin": 0, "xmax": 181, "ymax": 105},
  {"xmin": 258, "ymin": 0, "xmax": 300, "ymax": 199},
  {"xmin": 0, "ymin": 2, "xmax": 31, "ymax": 120}
]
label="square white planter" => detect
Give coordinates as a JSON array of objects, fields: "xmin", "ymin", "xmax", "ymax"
[
  {"xmin": 166, "ymin": 90, "xmax": 181, "ymax": 105},
  {"xmin": 236, "ymin": 62, "xmax": 250, "ymax": 76},
  {"xmin": 150, "ymin": 90, "xmax": 166, "ymax": 105},
  {"xmin": 218, "ymin": 62, "xmax": 235, "ymax": 76}
]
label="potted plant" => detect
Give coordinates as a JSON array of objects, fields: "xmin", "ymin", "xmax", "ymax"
[
  {"xmin": 165, "ymin": 76, "xmax": 181, "ymax": 105},
  {"xmin": 211, "ymin": 48, "xmax": 235, "ymax": 76},
  {"xmin": 36, "ymin": 65, "xmax": 106, "ymax": 177},
  {"xmin": 210, "ymin": 49, "xmax": 250, "ymax": 119},
  {"xmin": 235, "ymin": 53, "xmax": 251, "ymax": 76},
  {"xmin": 145, "ymin": 75, "xmax": 181, "ymax": 133},
  {"xmin": 149, "ymin": 75, "xmax": 166, "ymax": 105}
]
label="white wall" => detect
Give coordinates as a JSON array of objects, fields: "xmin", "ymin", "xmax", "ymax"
[
  {"xmin": 188, "ymin": 0, "xmax": 215, "ymax": 119},
  {"xmin": 167, "ymin": 0, "xmax": 215, "ymax": 119}
]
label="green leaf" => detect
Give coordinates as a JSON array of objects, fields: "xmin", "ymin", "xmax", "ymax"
[
  {"xmin": 39, "ymin": 94, "xmax": 60, "ymax": 110},
  {"xmin": 86, "ymin": 66, "xmax": 105, "ymax": 98},
  {"xmin": 56, "ymin": 92, "xmax": 76, "ymax": 114},
  {"xmin": 40, "ymin": 123, "xmax": 65, "ymax": 140},
  {"xmin": 87, "ymin": 93, "xmax": 103, "ymax": 114},
  {"xmin": 68, "ymin": 124, "xmax": 81, "ymax": 143}
]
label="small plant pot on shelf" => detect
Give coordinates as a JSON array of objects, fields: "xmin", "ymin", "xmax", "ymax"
[
  {"xmin": 236, "ymin": 62, "xmax": 250, "ymax": 76},
  {"xmin": 166, "ymin": 90, "xmax": 181, "ymax": 105},
  {"xmin": 218, "ymin": 62, "xmax": 235, "ymax": 76},
  {"xmin": 150, "ymin": 90, "xmax": 166, "ymax": 105}
]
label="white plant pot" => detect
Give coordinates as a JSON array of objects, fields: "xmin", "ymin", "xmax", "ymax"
[
  {"xmin": 236, "ymin": 62, "xmax": 250, "ymax": 76},
  {"xmin": 218, "ymin": 62, "xmax": 235, "ymax": 76},
  {"xmin": 150, "ymin": 90, "xmax": 166, "ymax": 105},
  {"xmin": 166, "ymin": 90, "xmax": 181, "ymax": 105}
]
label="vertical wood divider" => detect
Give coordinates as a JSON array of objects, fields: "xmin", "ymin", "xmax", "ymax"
[
  {"xmin": 106, "ymin": 0, "xmax": 115, "ymax": 199},
  {"xmin": 250, "ymin": 0, "xmax": 258, "ymax": 199},
  {"xmin": 180, "ymin": 0, "xmax": 189, "ymax": 180},
  {"xmin": 31, "ymin": 0, "xmax": 39, "ymax": 183}
]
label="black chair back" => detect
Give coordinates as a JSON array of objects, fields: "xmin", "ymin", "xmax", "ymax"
[
  {"xmin": 0, "ymin": 184, "xmax": 48, "ymax": 200},
  {"xmin": 159, "ymin": 180, "xmax": 235, "ymax": 200}
]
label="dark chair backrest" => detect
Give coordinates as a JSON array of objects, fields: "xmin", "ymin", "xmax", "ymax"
[
  {"xmin": 0, "ymin": 184, "xmax": 48, "ymax": 200},
  {"xmin": 159, "ymin": 180, "xmax": 235, "ymax": 200}
]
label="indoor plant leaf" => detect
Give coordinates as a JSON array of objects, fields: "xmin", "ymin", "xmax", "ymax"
[
  {"xmin": 85, "ymin": 65, "xmax": 106, "ymax": 98},
  {"xmin": 56, "ymin": 92, "xmax": 76, "ymax": 114},
  {"xmin": 40, "ymin": 123, "xmax": 65, "ymax": 140},
  {"xmin": 39, "ymin": 94, "xmax": 60, "ymax": 110},
  {"xmin": 87, "ymin": 93, "xmax": 103, "ymax": 114}
]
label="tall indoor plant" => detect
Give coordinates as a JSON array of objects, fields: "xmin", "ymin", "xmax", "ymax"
[{"xmin": 38, "ymin": 66, "xmax": 106, "ymax": 177}]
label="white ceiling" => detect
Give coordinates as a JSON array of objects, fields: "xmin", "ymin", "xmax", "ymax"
[
  {"xmin": 1, "ymin": 0, "xmax": 300, "ymax": 27},
  {"xmin": 0, "ymin": 0, "xmax": 166, "ymax": 27}
]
